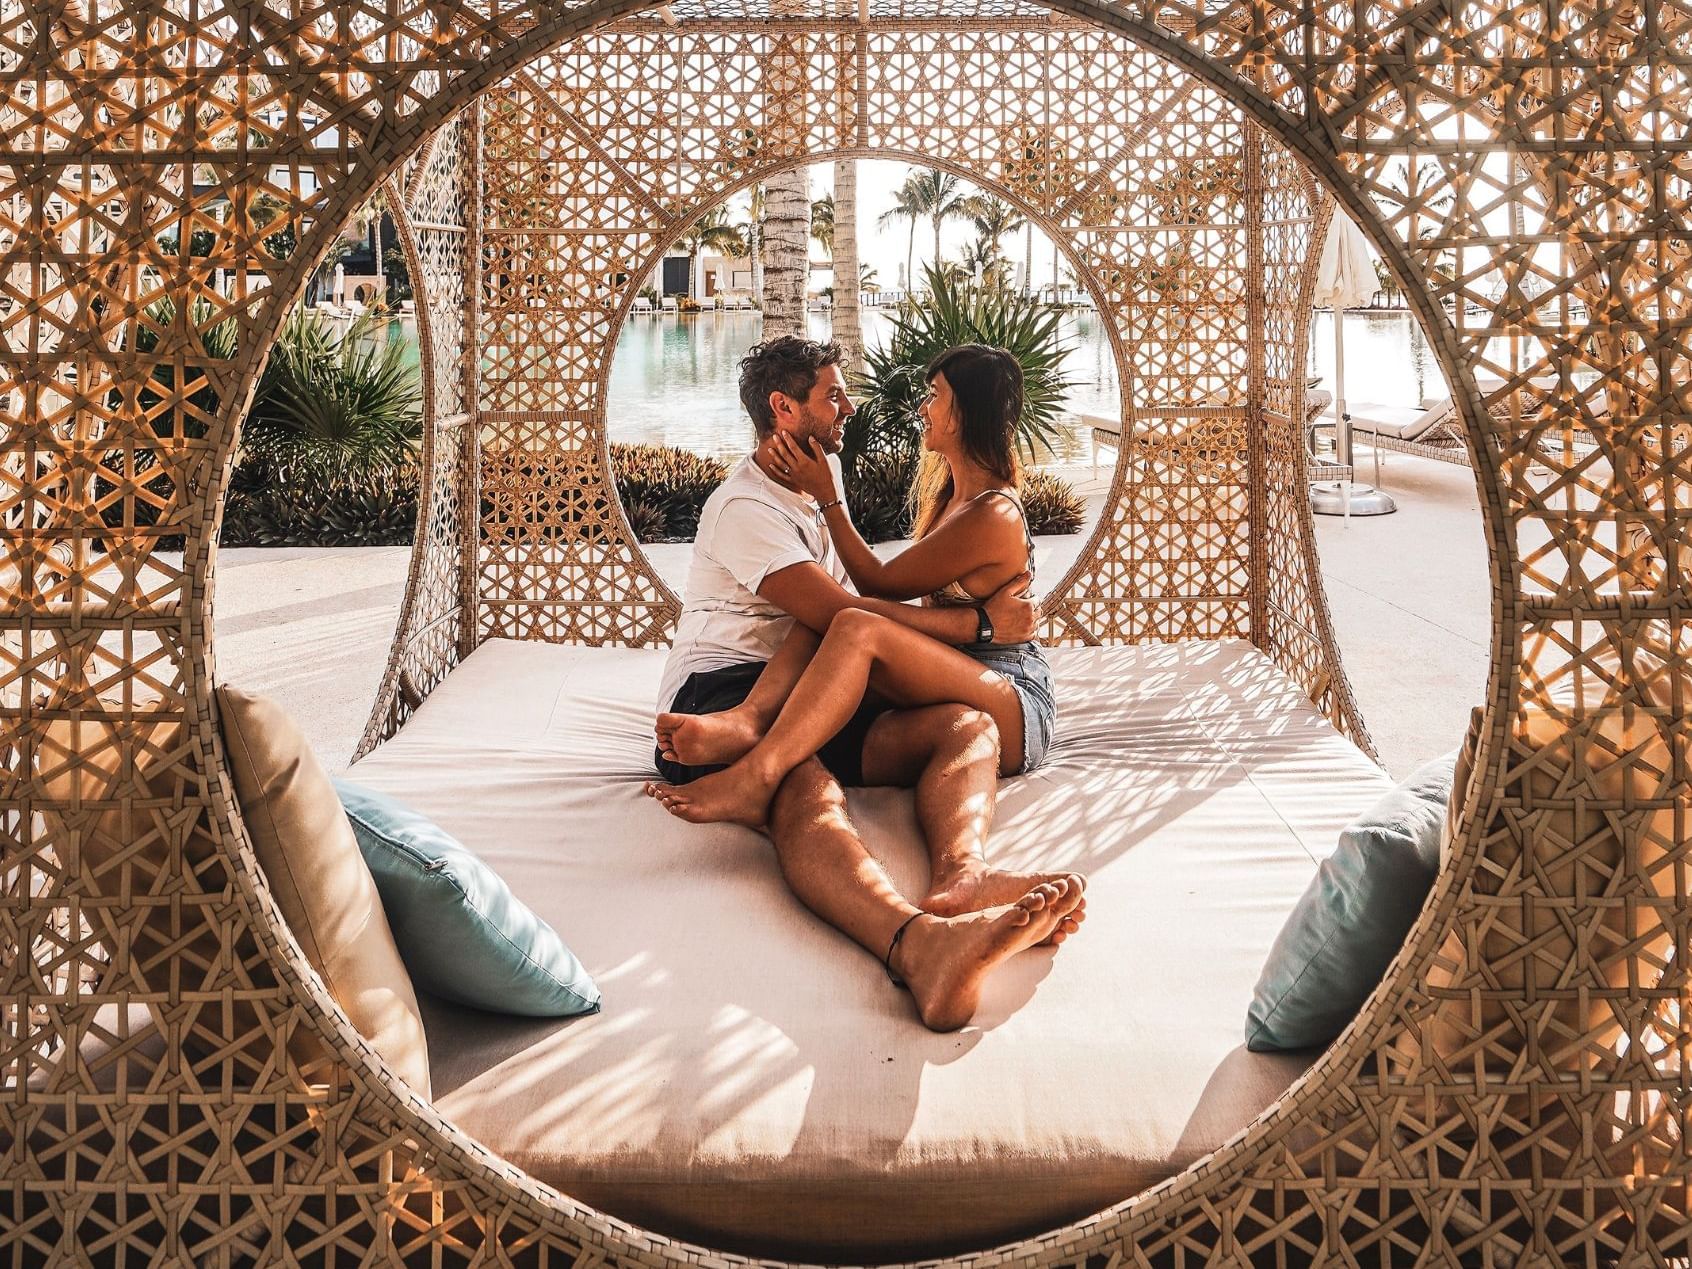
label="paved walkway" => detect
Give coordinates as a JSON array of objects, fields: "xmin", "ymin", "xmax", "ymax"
[{"xmin": 216, "ymin": 451, "xmax": 1488, "ymax": 778}]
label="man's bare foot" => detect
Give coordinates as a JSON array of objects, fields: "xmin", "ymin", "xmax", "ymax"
[
  {"xmin": 891, "ymin": 879, "xmax": 1085, "ymax": 1032},
  {"xmin": 655, "ymin": 707, "xmax": 763, "ymax": 767},
  {"xmin": 643, "ymin": 760, "xmax": 781, "ymax": 828},
  {"xmin": 923, "ymin": 867, "xmax": 1088, "ymax": 946}
]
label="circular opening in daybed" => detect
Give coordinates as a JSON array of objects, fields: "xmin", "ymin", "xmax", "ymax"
[
  {"xmin": 603, "ymin": 159, "xmax": 1115, "ymax": 599},
  {"xmin": 215, "ymin": 224, "xmax": 422, "ymax": 766}
]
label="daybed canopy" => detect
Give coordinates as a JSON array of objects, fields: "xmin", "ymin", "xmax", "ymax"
[{"xmin": 4, "ymin": 0, "xmax": 1686, "ymax": 1262}]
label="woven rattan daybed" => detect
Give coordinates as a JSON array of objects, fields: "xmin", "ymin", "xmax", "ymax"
[{"xmin": 7, "ymin": 0, "xmax": 1685, "ymax": 1262}]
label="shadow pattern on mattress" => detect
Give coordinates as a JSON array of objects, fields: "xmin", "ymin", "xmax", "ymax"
[{"xmin": 348, "ymin": 639, "xmax": 1390, "ymax": 1260}]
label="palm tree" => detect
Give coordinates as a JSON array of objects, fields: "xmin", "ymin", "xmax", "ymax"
[
  {"xmin": 965, "ymin": 195, "xmax": 1024, "ymax": 256},
  {"xmin": 810, "ymin": 192, "xmax": 835, "ymax": 255},
  {"xmin": 958, "ymin": 234, "xmax": 998, "ymax": 286},
  {"xmin": 908, "ymin": 168, "xmax": 974, "ymax": 287},
  {"xmin": 963, "ymin": 194, "xmax": 1026, "ymax": 290},
  {"xmin": 830, "ymin": 162, "xmax": 864, "ymax": 374},
  {"xmin": 731, "ymin": 184, "xmax": 767, "ymax": 303},
  {"xmin": 763, "ymin": 165, "xmax": 811, "ymax": 337},
  {"xmin": 679, "ymin": 207, "xmax": 745, "ymax": 301},
  {"xmin": 877, "ymin": 172, "xmax": 926, "ymax": 294}
]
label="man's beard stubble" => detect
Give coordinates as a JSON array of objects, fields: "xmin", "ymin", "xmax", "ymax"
[{"xmin": 801, "ymin": 408, "xmax": 845, "ymax": 456}]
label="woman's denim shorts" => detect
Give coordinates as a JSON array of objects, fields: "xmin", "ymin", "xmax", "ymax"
[{"xmin": 962, "ymin": 639, "xmax": 1057, "ymax": 774}]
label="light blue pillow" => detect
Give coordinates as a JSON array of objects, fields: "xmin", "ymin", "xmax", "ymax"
[
  {"xmin": 1245, "ymin": 752, "xmax": 1456, "ymax": 1052},
  {"xmin": 333, "ymin": 778, "xmax": 600, "ymax": 1019}
]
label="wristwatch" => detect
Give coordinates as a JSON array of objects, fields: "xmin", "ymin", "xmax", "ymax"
[{"xmin": 973, "ymin": 604, "xmax": 994, "ymax": 644}]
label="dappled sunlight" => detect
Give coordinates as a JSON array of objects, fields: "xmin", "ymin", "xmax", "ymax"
[{"xmin": 339, "ymin": 633, "xmax": 1391, "ymax": 1250}]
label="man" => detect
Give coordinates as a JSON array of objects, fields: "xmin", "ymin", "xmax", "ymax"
[{"xmin": 646, "ymin": 335, "xmax": 1082, "ymax": 1031}]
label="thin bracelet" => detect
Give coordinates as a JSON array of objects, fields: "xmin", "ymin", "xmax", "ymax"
[
  {"xmin": 817, "ymin": 497, "xmax": 844, "ymax": 513},
  {"xmin": 884, "ymin": 911, "xmax": 924, "ymax": 988}
]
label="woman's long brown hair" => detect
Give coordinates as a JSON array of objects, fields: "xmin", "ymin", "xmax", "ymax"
[{"xmin": 911, "ymin": 344, "xmax": 1024, "ymax": 539}]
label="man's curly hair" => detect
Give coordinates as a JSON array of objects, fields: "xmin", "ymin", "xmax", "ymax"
[{"xmin": 738, "ymin": 335, "xmax": 846, "ymax": 438}]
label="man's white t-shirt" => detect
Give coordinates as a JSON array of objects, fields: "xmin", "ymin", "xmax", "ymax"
[{"xmin": 657, "ymin": 454, "xmax": 849, "ymax": 710}]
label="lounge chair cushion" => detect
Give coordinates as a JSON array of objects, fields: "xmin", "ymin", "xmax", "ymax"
[
  {"xmin": 345, "ymin": 637, "xmax": 1394, "ymax": 1259},
  {"xmin": 217, "ymin": 685, "xmax": 431, "ymax": 1097},
  {"xmin": 334, "ymin": 778, "xmax": 601, "ymax": 1018},
  {"xmin": 1246, "ymin": 750, "xmax": 1456, "ymax": 1053}
]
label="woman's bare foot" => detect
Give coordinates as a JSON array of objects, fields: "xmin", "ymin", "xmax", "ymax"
[
  {"xmin": 655, "ymin": 706, "xmax": 764, "ymax": 767},
  {"xmin": 923, "ymin": 867, "xmax": 1088, "ymax": 945},
  {"xmin": 891, "ymin": 879, "xmax": 1085, "ymax": 1031},
  {"xmin": 643, "ymin": 759, "xmax": 781, "ymax": 828}
]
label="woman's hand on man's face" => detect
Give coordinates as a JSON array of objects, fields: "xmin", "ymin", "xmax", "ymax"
[{"xmin": 770, "ymin": 431, "xmax": 841, "ymax": 504}]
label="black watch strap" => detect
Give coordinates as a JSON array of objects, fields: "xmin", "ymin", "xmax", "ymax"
[{"xmin": 974, "ymin": 604, "xmax": 994, "ymax": 644}]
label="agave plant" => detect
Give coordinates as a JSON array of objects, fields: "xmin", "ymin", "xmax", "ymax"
[
  {"xmin": 843, "ymin": 263, "xmax": 1075, "ymax": 477},
  {"xmin": 242, "ymin": 308, "xmax": 422, "ymax": 476}
]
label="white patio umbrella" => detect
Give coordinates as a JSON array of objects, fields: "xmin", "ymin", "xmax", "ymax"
[{"xmin": 1310, "ymin": 208, "xmax": 1396, "ymax": 516}]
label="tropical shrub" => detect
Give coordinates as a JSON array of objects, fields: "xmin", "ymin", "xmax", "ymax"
[
  {"xmin": 838, "ymin": 266, "xmax": 1082, "ymax": 542},
  {"xmin": 229, "ymin": 311, "xmax": 421, "ymax": 545},
  {"xmin": 242, "ymin": 309, "xmax": 421, "ymax": 475},
  {"xmin": 844, "ymin": 449, "xmax": 921, "ymax": 543},
  {"xmin": 619, "ymin": 496, "xmax": 671, "ymax": 545},
  {"xmin": 98, "ymin": 303, "xmax": 422, "ymax": 547},
  {"xmin": 842, "ymin": 451, "xmax": 1085, "ymax": 543},
  {"xmin": 223, "ymin": 462, "xmax": 419, "ymax": 547},
  {"xmin": 842, "ymin": 263, "xmax": 1075, "ymax": 486},
  {"xmin": 610, "ymin": 443, "xmax": 730, "ymax": 542},
  {"xmin": 1021, "ymin": 469, "xmax": 1087, "ymax": 535}
]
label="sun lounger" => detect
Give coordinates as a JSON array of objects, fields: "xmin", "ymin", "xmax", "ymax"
[
  {"xmin": 659, "ymin": 295, "xmax": 678, "ymax": 313},
  {"xmin": 1311, "ymin": 375, "xmax": 1600, "ymax": 486},
  {"xmin": 1310, "ymin": 399, "xmax": 1467, "ymax": 486},
  {"xmin": 631, "ymin": 295, "xmax": 654, "ymax": 314}
]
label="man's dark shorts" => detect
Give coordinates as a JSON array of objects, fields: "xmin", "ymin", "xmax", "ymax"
[{"xmin": 654, "ymin": 661, "xmax": 890, "ymax": 788}]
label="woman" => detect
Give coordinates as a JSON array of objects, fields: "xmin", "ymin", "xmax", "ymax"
[{"xmin": 644, "ymin": 343, "xmax": 1057, "ymax": 829}]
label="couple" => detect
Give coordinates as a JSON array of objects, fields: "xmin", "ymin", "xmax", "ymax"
[{"xmin": 645, "ymin": 335, "xmax": 1084, "ymax": 1031}]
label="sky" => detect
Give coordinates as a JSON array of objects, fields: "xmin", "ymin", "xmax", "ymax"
[{"xmin": 717, "ymin": 159, "xmax": 1076, "ymax": 293}]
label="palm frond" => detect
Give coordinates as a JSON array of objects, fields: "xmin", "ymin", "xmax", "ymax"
[
  {"xmin": 243, "ymin": 309, "xmax": 421, "ymax": 474},
  {"xmin": 844, "ymin": 264, "xmax": 1074, "ymax": 474}
]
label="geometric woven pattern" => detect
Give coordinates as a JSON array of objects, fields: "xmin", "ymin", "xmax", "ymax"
[
  {"xmin": 458, "ymin": 19, "xmax": 1365, "ymax": 750},
  {"xmin": 4, "ymin": 0, "xmax": 1687, "ymax": 1261}
]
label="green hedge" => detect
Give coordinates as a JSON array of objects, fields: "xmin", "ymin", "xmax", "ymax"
[
  {"xmin": 613, "ymin": 443, "xmax": 1084, "ymax": 544},
  {"xmin": 223, "ymin": 460, "xmax": 419, "ymax": 547}
]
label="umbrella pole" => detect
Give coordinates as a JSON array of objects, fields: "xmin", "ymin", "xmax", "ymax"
[
  {"xmin": 1335, "ymin": 309, "xmax": 1349, "ymax": 469},
  {"xmin": 1311, "ymin": 305, "xmax": 1398, "ymax": 517}
]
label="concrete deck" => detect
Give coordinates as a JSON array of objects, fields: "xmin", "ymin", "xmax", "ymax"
[{"xmin": 215, "ymin": 449, "xmax": 1488, "ymax": 779}]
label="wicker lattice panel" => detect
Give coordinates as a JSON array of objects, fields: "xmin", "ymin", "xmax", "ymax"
[
  {"xmin": 3, "ymin": 0, "xmax": 1687, "ymax": 1263},
  {"xmin": 359, "ymin": 115, "xmax": 480, "ymax": 755},
  {"xmin": 470, "ymin": 23, "xmax": 1354, "ymax": 721}
]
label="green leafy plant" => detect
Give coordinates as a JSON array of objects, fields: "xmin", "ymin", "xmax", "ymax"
[
  {"xmin": 844, "ymin": 449, "xmax": 921, "ymax": 542},
  {"xmin": 223, "ymin": 462, "xmax": 419, "ymax": 547},
  {"xmin": 610, "ymin": 443, "xmax": 730, "ymax": 542},
  {"xmin": 242, "ymin": 308, "xmax": 421, "ymax": 476},
  {"xmin": 840, "ymin": 451, "xmax": 1084, "ymax": 543},
  {"xmin": 100, "ymin": 302, "xmax": 423, "ymax": 548},
  {"xmin": 844, "ymin": 263, "xmax": 1075, "ymax": 477},
  {"xmin": 1021, "ymin": 469, "xmax": 1086, "ymax": 535},
  {"xmin": 619, "ymin": 496, "xmax": 670, "ymax": 545}
]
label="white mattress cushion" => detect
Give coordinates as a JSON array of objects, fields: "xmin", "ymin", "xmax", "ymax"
[{"xmin": 347, "ymin": 638, "xmax": 1393, "ymax": 1258}]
